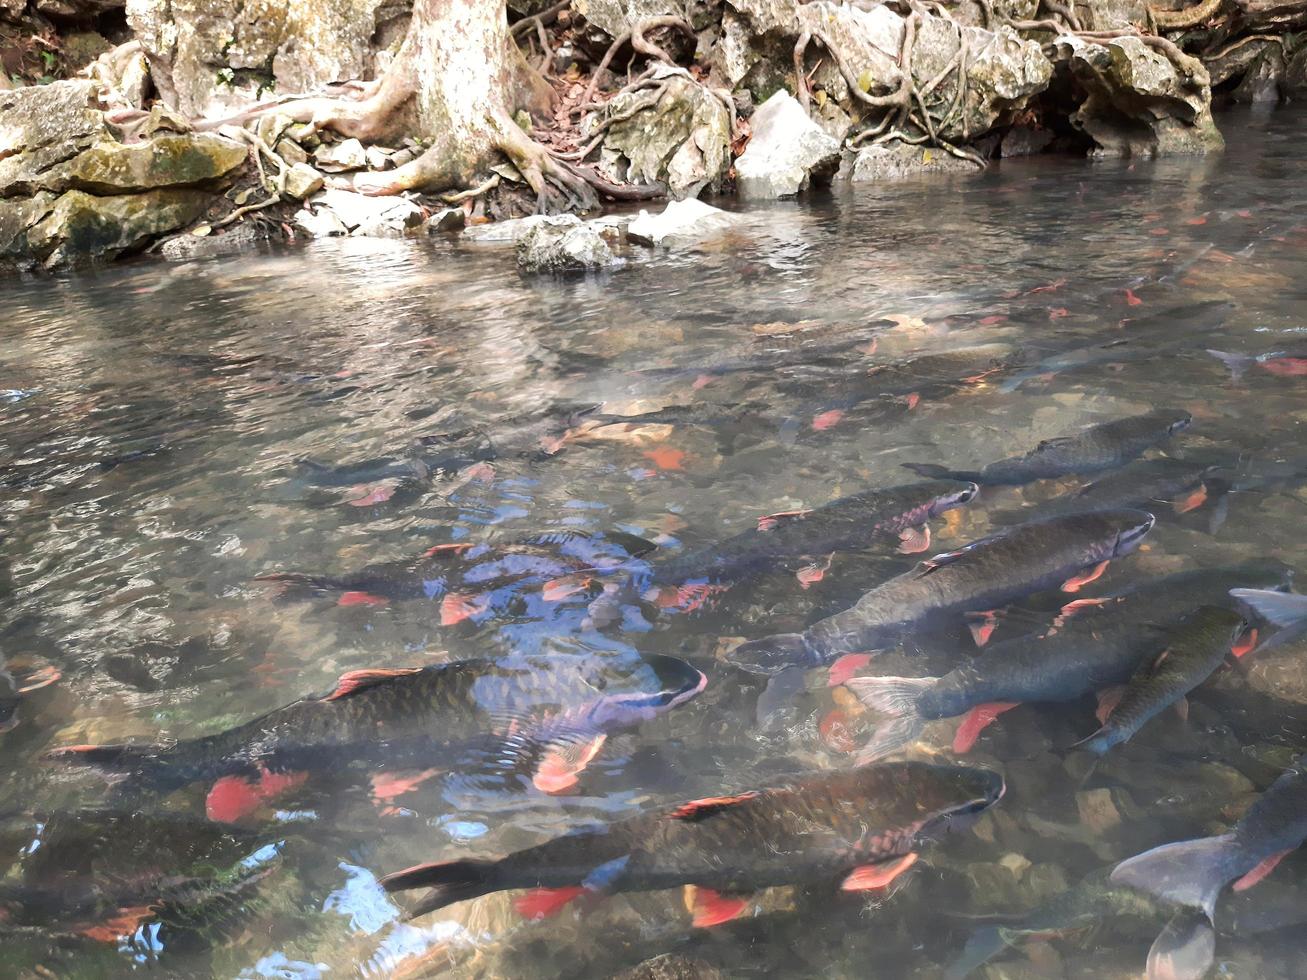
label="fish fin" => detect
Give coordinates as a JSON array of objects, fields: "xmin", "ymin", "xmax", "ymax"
[
  {"xmin": 514, "ymin": 886, "xmax": 587, "ymax": 920},
  {"xmin": 1172, "ymin": 485, "xmax": 1209, "ymax": 514},
  {"xmin": 953, "ymin": 702, "xmax": 1020, "ymax": 754},
  {"xmin": 380, "ymin": 859, "xmax": 501, "ymax": 919},
  {"xmin": 46, "ymin": 742, "xmax": 158, "ymax": 770},
  {"xmin": 1057, "ymin": 596, "xmax": 1113, "ymax": 623},
  {"xmin": 338, "ymin": 591, "xmax": 389, "ymax": 608},
  {"xmin": 1095, "ymin": 685, "xmax": 1126, "ymax": 725},
  {"xmin": 1147, "ymin": 911, "xmax": 1216, "ymax": 980},
  {"xmin": 1111, "ymin": 834, "xmax": 1244, "ymax": 920},
  {"xmin": 532, "ymin": 733, "xmax": 607, "ymax": 794},
  {"xmin": 756, "ymin": 508, "xmax": 811, "ymax": 532},
  {"xmin": 827, "ymin": 653, "xmax": 874, "ymax": 688},
  {"xmin": 1230, "ymin": 627, "xmax": 1259, "ymax": 658},
  {"xmin": 844, "ymin": 676, "xmax": 933, "ymax": 763},
  {"xmin": 684, "ymin": 886, "xmax": 751, "ymax": 927},
  {"xmin": 1229, "ymin": 588, "xmax": 1307, "ymax": 627},
  {"xmin": 1062, "ymin": 560, "xmax": 1110, "ymax": 593},
  {"xmin": 796, "ymin": 554, "xmax": 834, "ymax": 588},
  {"xmin": 723, "ymin": 633, "xmax": 816, "ymax": 675},
  {"xmin": 1173, "ymin": 696, "xmax": 1189, "ymax": 722},
  {"xmin": 205, "ymin": 769, "xmax": 308, "ymax": 823},
  {"xmin": 14, "ymin": 665, "xmax": 60, "ymax": 694},
  {"xmin": 76, "ymin": 905, "xmax": 156, "ymax": 943},
  {"xmin": 1207, "ymin": 349, "xmax": 1253, "ymax": 382},
  {"xmin": 370, "ymin": 768, "xmax": 442, "ymax": 803},
  {"xmin": 1231, "ymin": 849, "xmax": 1291, "ymax": 892},
  {"xmin": 812, "ymin": 409, "xmax": 845, "ymax": 431},
  {"xmin": 422, "ymin": 542, "xmax": 476, "ymax": 559},
  {"xmin": 670, "ymin": 792, "xmax": 761, "ymax": 822},
  {"xmin": 901, "ymin": 463, "xmax": 964, "ymax": 480},
  {"xmin": 541, "ymin": 573, "xmax": 594, "ymax": 602},
  {"xmin": 841, "ymin": 852, "xmax": 919, "ymax": 891},
  {"xmin": 440, "ymin": 592, "xmax": 488, "ymax": 626},
  {"xmin": 322, "ymin": 667, "xmax": 423, "ymax": 702},
  {"xmin": 964, "ymin": 609, "xmax": 1005, "ymax": 648},
  {"xmin": 897, "ymin": 524, "xmax": 931, "ymax": 555}
]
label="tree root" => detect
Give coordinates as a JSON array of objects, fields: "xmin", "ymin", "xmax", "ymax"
[
  {"xmin": 1150, "ymin": 0, "xmax": 1224, "ymax": 29},
  {"xmin": 579, "ymin": 16, "xmax": 694, "ymax": 108}
]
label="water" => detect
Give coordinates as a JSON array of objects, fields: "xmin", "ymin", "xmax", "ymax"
[{"xmin": 2, "ymin": 107, "xmax": 1306, "ymax": 978}]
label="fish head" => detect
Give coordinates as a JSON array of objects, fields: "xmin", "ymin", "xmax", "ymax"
[
  {"xmin": 1226, "ymin": 558, "xmax": 1295, "ymax": 592},
  {"xmin": 902, "ymin": 763, "xmax": 1006, "ymax": 840},
  {"xmin": 925, "ymin": 480, "xmax": 981, "ymax": 516},
  {"xmin": 1157, "ymin": 409, "xmax": 1194, "ymax": 435},
  {"xmin": 644, "ymin": 654, "xmax": 709, "ymax": 708},
  {"xmin": 1105, "ymin": 509, "xmax": 1156, "ymax": 557}
]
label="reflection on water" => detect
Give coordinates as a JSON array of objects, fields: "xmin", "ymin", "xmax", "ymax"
[{"xmin": 2, "ymin": 106, "xmax": 1307, "ymax": 977}]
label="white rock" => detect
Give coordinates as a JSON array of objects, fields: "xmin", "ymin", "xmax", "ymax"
[
  {"xmin": 516, "ymin": 216, "xmax": 616, "ymax": 273},
  {"xmin": 283, "ymin": 163, "xmax": 324, "ymax": 201},
  {"xmin": 294, "ymin": 206, "xmax": 348, "ymax": 238},
  {"xmin": 734, "ymin": 91, "xmax": 842, "ymax": 199},
  {"xmin": 309, "ymin": 188, "xmax": 421, "ymax": 234},
  {"xmin": 626, "ymin": 198, "xmax": 736, "ymax": 247},
  {"xmin": 462, "ymin": 214, "xmax": 573, "ymax": 243},
  {"xmin": 313, "ymin": 138, "xmax": 367, "ymax": 172},
  {"xmin": 427, "ymin": 207, "xmax": 466, "ymax": 232}
]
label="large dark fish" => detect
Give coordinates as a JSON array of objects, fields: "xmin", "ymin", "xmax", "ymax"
[
  {"xmin": 996, "ymin": 457, "xmax": 1225, "ymax": 523},
  {"xmin": 844, "ymin": 562, "xmax": 1289, "ymax": 762},
  {"xmin": 903, "ymin": 410, "xmax": 1192, "ymax": 486},
  {"xmin": 380, "ymin": 761, "xmax": 1003, "ymax": 925},
  {"xmin": 1112, "ymin": 762, "xmax": 1307, "ymax": 921},
  {"xmin": 570, "ymin": 480, "xmax": 979, "ymax": 611},
  {"xmin": 257, "ymin": 529, "xmax": 656, "ymax": 624},
  {"xmin": 725, "ymin": 509, "xmax": 1156, "ymax": 675},
  {"xmin": 999, "ymin": 300, "xmax": 1234, "ymax": 391},
  {"xmin": 50, "ymin": 654, "xmax": 705, "ymax": 820},
  {"xmin": 636, "ymin": 329, "xmax": 885, "ymax": 381}
]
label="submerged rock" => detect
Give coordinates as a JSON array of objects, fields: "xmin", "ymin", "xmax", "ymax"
[
  {"xmin": 734, "ymin": 91, "xmax": 841, "ymax": 199},
  {"xmin": 515, "ymin": 214, "xmax": 616, "ymax": 272},
  {"xmin": 1058, "ymin": 34, "xmax": 1223, "ymax": 157},
  {"xmin": 626, "ymin": 198, "xmax": 736, "ymax": 246},
  {"xmin": 597, "ymin": 67, "xmax": 732, "ymax": 198}
]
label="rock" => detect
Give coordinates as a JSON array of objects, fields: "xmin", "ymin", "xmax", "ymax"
[
  {"xmin": 626, "ymin": 197, "xmax": 736, "ymax": 246},
  {"xmin": 0, "ymin": 194, "xmax": 57, "ymax": 262},
  {"xmin": 598, "ymin": 67, "xmax": 732, "ymax": 198},
  {"xmin": 365, "ymin": 145, "xmax": 394, "ymax": 171},
  {"xmin": 462, "ymin": 214, "xmax": 563, "ymax": 242},
  {"xmin": 0, "ymin": 80, "xmax": 107, "ymax": 194},
  {"xmin": 1075, "ymin": 0, "xmax": 1148, "ymax": 30},
  {"xmin": 34, "ymin": 0, "xmax": 122, "ymax": 19},
  {"xmin": 516, "ymin": 214, "xmax": 616, "ymax": 272},
  {"xmin": 843, "ymin": 139, "xmax": 981, "ymax": 180},
  {"xmin": 62, "ymin": 31, "xmax": 113, "ymax": 69},
  {"xmin": 795, "ymin": 2, "xmax": 904, "ymax": 105},
  {"xmin": 1059, "ymin": 34, "xmax": 1223, "ymax": 157},
  {"xmin": 159, "ymin": 220, "xmax": 268, "ymax": 260},
  {"xmin": 1287, "ymin": 45, "xmax": 1307, "ymax": 98},
  {"xmin": 427, "ymin": 207, "xmax": 465, "ymax": 232},
  {"xmin": 572, "ymin": 0, "xmax": 681, "ymax": 38},
  {"xmin": 1075, "ymin": 787, "xmax": 1122, "ymax": 834},
  {"xmin": 611, "ymin": 953, "xmax": 724, "ymax": 980},
  {"xmin": 276, "ymin": 138, "xmax": 309, "ymax": 166},
  {"xmin": 0, "ymin": 0, "xmax": 24, "ymax": 18},
  {"xmin": 313, "ymin": 138, "xmax": 368, "ymax": 173},
  {"xmin": 734, "ymin": 91, "xmax": 841, "ymax": 199},
  {"xmin": 33, "ymin": 133, "xmax": 247, "ymax": 195},
  {"xmin": 283, "ymin": 163, "xmax": 324, "ymax": 200},
  {"xmin": 1001, "ymin": 124, "xmax": 1053, "ymax": 157},
  {"xmin": 1206, "ymin": 37, "xmax": 1280, "ymax": 86},
  {"xmin": 118, "ymin": 50, "xmax": 151, "ymax": 107},
  {"xmin": 294, "ymin": 206, "xmax": 348, "ymax": 238},
  {"xmin": 125, "ymin": 0, "xmax": 402, "ymax": 118},
  {"xmin": 26, "ymin": 188, "xmax": 211, "ymax": 267},
  {"xmin": 1232, "ymin": 44, "xmax": 1286, "ymax": 102},
  {"xmin": 304, "ymin": 188, "xmax": 423, "ymax": 237}
]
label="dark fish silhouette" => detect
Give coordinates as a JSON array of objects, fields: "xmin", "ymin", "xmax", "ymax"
[{"xmin": 381, "ymin": 761, "xmax": 1003, "ymax": 926}]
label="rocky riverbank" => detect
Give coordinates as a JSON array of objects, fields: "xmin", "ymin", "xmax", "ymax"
[{"xmin": 1, "ymin": 0, "xmax": 1304, "ymax": 272}]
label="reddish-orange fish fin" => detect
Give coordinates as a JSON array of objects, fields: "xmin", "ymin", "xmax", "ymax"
[
  {"xmin": 323, "ymin": 667, "xmax": 422, "ymax": 701},
  {"xmin": 1172, "ymin": 485, "xmax": 1208, "ymax": 514},
  {"xmin": 1062, "ymin": 560, "xmax": 1110, "ymax": 593},
  {"xmin": 440, "ymin": 592, "xmax": 488, "ymax": 625},
  {"xmin": 515, "ymin": 886, "xmax": 586, "ymax": 920},
  {"xmin": 338, "ymin": 591, "xmax": 389, "ymax": 608},
  {"xmin": 1262, "ymin": 358, "xmax": 1307, "ymax": 377},
  {"xmin": 1173, "ymin": 695, "xmax": 1189, "ymax": 722},
  {"xmin": 796, "ymin": 553, "xmax": 834, "ymax": 589},
  {"xmin": 757, "ymin": 509, "xmax": 811, "ymax": 532},
  {"xmin": 819, "ymin": 708, "xmax": 858, "ymax": 753},
  {"xmin": 902, "ymin": 392, "xmax": 922, "ymax": 410},
  {"xmin": 1231, "ymin": 627, "xmax": 1259, "ymax": 658},
  {"xmin": 532, "ymin": 734, "xmax": 607, "ymax": 794},
  {"xmin": 15, "ymin": 665, "xmax": 60, "ymax": 693},
  {"xmin": 1232, "ymin": 850, "xmax": 1292, "ymax": 892},
  {"xmin": 1095, "ymin": 685, "xmax": 1126, "ymax": 725},
  {"xmin": 1124, "ymin": 288, "xmax": 1143, "ymax": 306},
  {"xmin": 423, "ymin": 542, "xmax": 475, "ymax": 559},
  {"xmin": 841, "ymin": 852, "xmax": 920, "ymax": 891},
  {"xmin": 897, "ymin": 524, "xmax": 931, "ymax": 555},
  {"xmin": 965, "ymin": 609, "xmax": 1004, "ymax": 647},
  {"xmin": 811, "ymin": 409, "xmax": 845, "ymax": 431},
  {"xmin": 76, "ymin": 905, "xmax": 155, "ymax": 942},
  {"xmin": 542, "ymin": 574, "xmax": 593, "ymax": 602},
  {"xmin": 685, "ymin": 886, "xmax": 751, "ymax": 927},
  {"xmin": 206, "ymin": 768, "xmax": 308, "ymax": 823},
  {"xmin": 827, "ymin": 653, "xmax": 874, "ymax": 688},
  {"xmin": 370, "ymin": 768, "xmax": 442, "ymax": 803},
  {"xmin": 953, "ymin": 702, "xmax": 1019, "ymax": 753},
  {"xmin": 670, "ymin": 792, "xmax": 760, "ymax": 822}
]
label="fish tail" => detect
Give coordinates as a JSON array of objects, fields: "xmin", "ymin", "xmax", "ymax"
[
  {"xmin": 1206, "ymin": 349, "xmax": 1254, "ymax": 382},
  {"xmin": 844, "ymin": 676, "xmax": 932, "ymax": 763},
  {"xmin": 1230, "ymin": 588, "xmax": 1307, "ymax": 652},
  {"xmin": 252, "ymin": 571, "xmax": 341, "ymax": 591},
  {"xmin": 1147, "ymin": 911, "xmax": 1217, "ymax": 980},
  {"xmin": 723, "ymin": 633, "xmax": 818, "ymax": 675},
  {"xmin": 1110, "ymin": 833, "xmax": 1245, "ymax": 920},
  {"xmin": 900, "ymin": 462, "xmax": 974, "ymax": 481},
  {"xmin": 46, "ymin": 742, "xmax": 193, "ymax": 793},
  {"xmin": 379, "ymin": 859, "xmax": 501, "ymax": 919}
]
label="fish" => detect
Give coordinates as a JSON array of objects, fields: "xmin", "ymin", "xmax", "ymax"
[
  {"xmin": 635, "ymin": 329, "xmax": 886, "ymax": 382},
  {"xmin": 257, "ymin": 529, "xmax": 656, "ymax": 612},
  {"xmin": 903, "ymin": 410, "xmax": 1192, "ymax": 486},
  {"xmin": 842, "ymin": 562, "xmax": 1290, "ymax": 762},
  {"xmin": 724, "ymin": 509, "xmax": 1156, "ymax": 675},
  {"xmin": 380, "ymin": 761, "xmax": 1004, "ymax": 924},
  {"xmin": 1072, "ymin": 606, "xmax": 1252, "ymax": 756},
  {"xmin": 995, "ymin": 457, "xmax": 1226, "ymax": 523},
  {"xmin": 49, "ymin": 654, "xmax": 706, "ymax": 818},
  {"xmin": 998, "ymin": 300, "xmax": 1234, "ymax": 391},
  {"xmin": 1111, "ymin": 761, "xmax": 1307, "ymax": 921},
  {"xmin": 1229, "ymin": 588, "xmax": 1307, "ymax": 653},
  {"xmin": 1208, "ymin": 348, "xmax": 1307, "ymax": 382},
  {"xmin": 626, "ymin": 480, "xmax": 979, "ymax": 609}
]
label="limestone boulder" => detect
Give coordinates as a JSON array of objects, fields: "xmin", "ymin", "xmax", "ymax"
[
  {"xmin": 843, "ymin": 139, "xmax": 981, "ymax": 180},
  {"xmin": 23, "ymin": 188, "xmax": 211, "ymax": 267},
  {"xmin": 303, "ymin": 187, "xmax": 423, "ymax": 237},
  {"xmin": 626, "ymin": 197, "xmax": 736, "ymax": 245},
  {"xmin": 516, "ymin": 214, "xmax": 616, "ymax": 272},
  {"xmin": 41, "ymin": 134, "xmax": 247, "ymax": 195},
  {"xmin": 733, "ymin": 90, "xmax": 840, "ymax": 199},
  {"xmin": 125, "ymin": 0, "xmax": 409, "ymax": 118},
  {"xmin": 1286, "ymin": 45, "xmax": 1307, "ymax": 97},
  {"xmin": 1058, "ymin": 34, "xmax": 1223, "ymax": 157},
  {"xmin": 0, "ymin": 80, "xmax": 108, "ymax": 196},
  {"xmin": 597, "ymin": 67, "xmax": 731, "ymax": 198},
  {"xmin": 572, "ymin": 0, "xmax": 684, "ymax": 38}
]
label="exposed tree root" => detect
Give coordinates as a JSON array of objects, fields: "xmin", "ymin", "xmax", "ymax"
[{"xmin": 1150, "ymin": 0, "xmax": 1225, "ymax": 29}]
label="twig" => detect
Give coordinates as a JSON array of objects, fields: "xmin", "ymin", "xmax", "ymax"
[
  {"xmin": 579, "ymin": 29, "xmax": 633, "ymax": 107},
  {"xmin": 439, "ymin": 173, "xmax": 500, "ymax": 204},
  {"xmin": 511, "ymin": 0, "xmax": 570, "ymax": 37}
]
